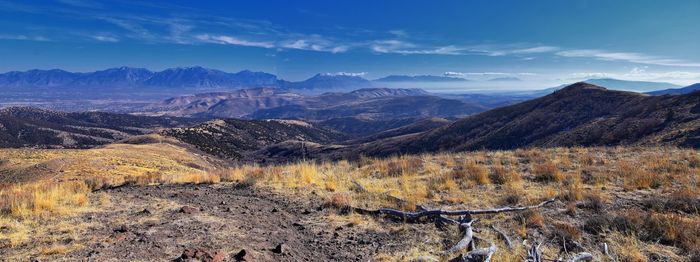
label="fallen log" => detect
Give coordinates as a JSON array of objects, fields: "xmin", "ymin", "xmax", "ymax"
[
  {"xmin": 446, "ymin": 218, "xmax": 475, "ymax": 255},
  {"xmin": 353, "ymin": 199, "xmax": 555, "ymax": 222},
  {"xmin": 564, "ymin": 252, "xmax": 593, "ymax": 262},
  {"xmin": 450, "ymin": 242, "xmax": 497, "ymax": 262}
]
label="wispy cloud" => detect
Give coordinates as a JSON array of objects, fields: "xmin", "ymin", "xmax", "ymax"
[
  {"xmin": 323, "ymin": 72, "xmax": 367, "ymax": 77},
  {"xmin": 445, "ymin": 72, "xmax": 537, "ymax": 77},
  {"xmin": 370, "ymin": 40, "xmax": 463, "ymax": 55},
  {"xmin": 556, "ymin": 49, "xmax": 700, "ymax": 67},
  {"xmin": 0, "ymin": 34, "xmax": 50, "ymax": 41},
  {"xmin": 195, "ymin": 34, "xmax": 274, "ymax": 48},
  {"xmin": 570, "ymin": 67, "xmax": 700, "ymax": 82},
  {"xmin": 92, "ymin": 35, "xmax": 119, "ymax": 42},
  {"xmin": 279, "ymin": 37, "xmax": 349, "ymax": 53}
]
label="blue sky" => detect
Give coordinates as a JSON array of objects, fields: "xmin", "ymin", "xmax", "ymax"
[{"xmin": 1, "ymin": 0, "xmax": 700, "ymax": 88}]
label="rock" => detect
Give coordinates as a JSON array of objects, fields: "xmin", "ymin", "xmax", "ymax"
[
  {"xmin": 232, "ymin": 249, "xmax": 247, "ymax": 261},
  {"xmin": 410, "ymin": 256, "xmax": 439, "ymax": 262},
  {"xmin": 179, "ymin": 206, "xmax": 198, "ymax": 214},
  {"xmin": 271, "ymin": 207, "xmax": 278, "ymax": 212},
  {"xmin": 114, "ymin": 224, "xmax": 128, "ymax": 233},
  {"xmin": 271, "ymin": 243, "xmax": 285, "ymax": 254},
  {"xmin": 177, "ymin": 248, "xmax": 224, "ymax": 262},
  {"xmin": 138, "ymin": 208, "xmax": 152, "ymax": 215},
  {"xmin": 114, "ymin": 233, "xmax": 126, "ymax": 241}
]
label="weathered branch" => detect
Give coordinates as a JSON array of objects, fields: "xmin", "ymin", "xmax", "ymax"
[
  {"xmin": 525, "ymin": 242, "xmax": 542, "ymax": 262},
  {"xmin": 490, "ymin": 225, "xmax": 513, "ymax": 250},
  {"xmin": 418, "ymin": 205, "xmax": 459, "ymax": 225},
  {"xmin": 564, "ymin": 253, "xmax": 593, "ymax": 262},
  {"xmin": 446, "ymin": 219, "xmax": 475, "ymax": 255},
  {"xmin": 353, "ymin": 199, "xmax": 556, "ymax": 222},
  {"xmin": 450, "ymin": 241, "xmax": 497, "ymax": 262}
]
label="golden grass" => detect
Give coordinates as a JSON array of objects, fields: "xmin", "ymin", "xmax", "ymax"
[
  {"xmin": 224, "ymin": 147, "xmax": 700, "ymax": 261},
  {"xmin": 0, "ymin": 139, "xmax": 222, "ymax": 252},
  {"xmin": 2, "ymin": 144, "xmax": 700, "ymax": 261}
]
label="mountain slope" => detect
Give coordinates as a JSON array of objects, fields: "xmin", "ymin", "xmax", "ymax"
[
  {"xmin": 346, "ymin": 117, "xmax": 451, "ymax": 144},
  {"xmin": 0, "ymin": 69, "xmax": 82, "ymax": 88},
  {"xmin": 144, "ymin": 87, "xmax": 304, "ymax": 117},
  {"xmin": 357, "ymin": 82, "xmax": 700, "ymax": 156},
  {"xmin": 281, "ymin": 73, "xmax": 373, "ymax": 91},
  {"xmin": 162, "ymin": 119, "xmax": 347, "ymax": 159},
  {"xmin": 647, "ymin": 83, "xmax": 700, "ymax": 95},
  {"xmin": 247, "ymin": 92, "xmax": 484, "ymax": 121},
  {"xmin": 0, "ymin": 107, "xmax": 199, "ymax": 148},
  {"xmin": 584, "ymin": 78, "xmax": 681, "ymax": 92}
]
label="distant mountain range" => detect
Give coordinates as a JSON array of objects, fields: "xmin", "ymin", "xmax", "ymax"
[
  {"xmin": 1, "ymin": 67, "xmax": 693, "ymax": 96},
  {"xmin": 0, "ymin": 66, "xmax": 278, "ymax": 89}
]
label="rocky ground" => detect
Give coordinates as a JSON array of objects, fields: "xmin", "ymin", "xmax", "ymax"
[{"xmin": 43, "ymin": 183, "xmax": 440, "ymax": 261}]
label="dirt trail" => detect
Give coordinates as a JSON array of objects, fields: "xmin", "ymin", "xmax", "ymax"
[{"xmin": 60, "ymin": 183, "xmax": 438, "ymax": 261}]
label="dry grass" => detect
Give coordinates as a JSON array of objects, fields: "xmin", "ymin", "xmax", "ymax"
[
  {"xmin": 226, "ymin": 147, "xmax": 700, "ymax": 261},
  {"xmin": 2, "ymin": 144, "xmax": 700, "ymax": 260},
  {"xmin": 0, "ymin": 139, "xmax": 223, "ymax": 252}
]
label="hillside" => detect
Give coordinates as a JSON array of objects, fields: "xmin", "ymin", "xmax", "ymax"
[
  {"xmin": 361, "ymin": 82, "xmax": 700, "ymax": 155},
  {"xmin": 162, "ymin": 119, "xmax": 347, "ymax": 160},
  {"xmin": 247, "ymin": 94, "xmax": 483, "ymax": 121},
  {"xmin": 648, "ymin": 83, "xmax": 700, "ymax": 95},
  {"xmin": 0, "ymin": 107, "xmax": 199, "ymax": 148},
  {"xmin": 144, "ymin": 87, "xmax": 305, "ymax": 118},
  {"xmin": 345, "ymin": 117, "xmax": 451, "ymax": 144}
]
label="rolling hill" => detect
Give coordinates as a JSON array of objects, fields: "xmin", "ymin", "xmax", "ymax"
[
  {"xmin": 0, "ymin": 107, "xmax": 200, "ymax": 148},
  {"xmin": 360, "ymin": 82, "xmax": 700, "ymax": 155},
  {"xmin": 162, "ymin": 119, "xmax": 347, "ymax": 160}
]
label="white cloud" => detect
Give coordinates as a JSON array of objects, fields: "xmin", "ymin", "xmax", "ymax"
[
  {"xmin": 92, "ymin": 35, "xmax": 119, "ymax": 42},
  {"xmin": 511, "ymin": 46, "xmax": 559, "ymax": 54},
  {"xmin": 569, "ymin": 69, "xmax": 700, "ymax": 82},
  {"xmin": 195, "ymin": 34, "xmax": 274, "ymax": 48},
  {"xmin": 279, "ymin": 38, "xmax": 349, "ymax": 53},
  {"xmin": 323, "ymin": 72, "xmax": 367, "ymax": 77},
  {"xmin": 370, "ymin": 40, "xmax": 463, "ymax": 55},
  {"xmin": 556, "ymin": 49, "xmax": 700, "ymax": 67}
]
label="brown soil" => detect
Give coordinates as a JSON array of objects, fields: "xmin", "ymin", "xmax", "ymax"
[{"xmin": 57, "ymin": 183, "xmax": 439, "ymax": 261}]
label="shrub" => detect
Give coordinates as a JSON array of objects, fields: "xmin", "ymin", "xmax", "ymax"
[
  {"xmin": 464, "ymin": 160, "xmax": 489, "ymax": 185},
  {"xmin": 531, "ymin": 161, "xmax": 563, "ymax": 183}
]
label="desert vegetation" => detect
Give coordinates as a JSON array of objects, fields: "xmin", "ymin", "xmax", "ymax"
[
  {"xmin": 1, "ymin": 144, "xmax": 699, "ymax": 261},
  {"xmin": 219, "ymin": 146, "xmax": 700, "ymax": 261}
]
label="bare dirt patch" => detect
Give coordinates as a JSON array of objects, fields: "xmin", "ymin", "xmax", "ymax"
[{"xmin": 18, "ymin": 183, "xmax": 441, "ymax": 261}]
